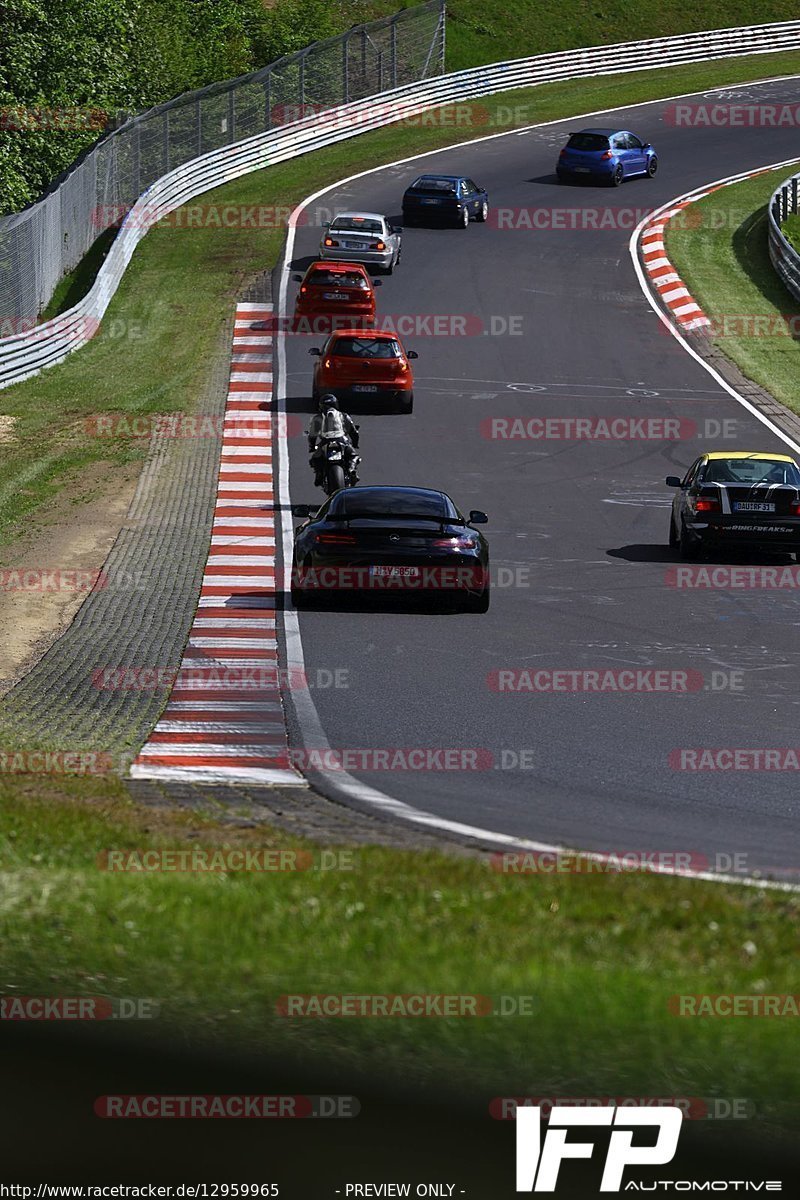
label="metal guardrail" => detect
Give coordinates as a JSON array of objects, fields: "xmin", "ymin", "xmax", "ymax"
[
  {"xmin": 3, "ymin": 16, "xmax": 800, "ymax": 390},
  {"xmin": 768, "ymin": 171, "xmax": 800, "ymax": 300},
  {"xmin": 0, "ymin": 0, "xmax": 445, "ymax": 330}
]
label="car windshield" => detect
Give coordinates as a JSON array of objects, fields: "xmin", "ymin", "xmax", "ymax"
[
  {"xmin": 329, "ymin": 337, "xmax": 402, "ymax": 358},
  {"xmin": 566, "ymin": 133, "xmax": 610, "ymax": 151},
  {"xmin": 329, "ymin": 217, "xmax": 383, "ymax": 234},
  {"xmin": 309, "ymin": 270, "xmax": 368, "ymax": 289},
  {"xmin": 702, "ymin": 458, "xmax": 800, "ymax": 485},
  {"xmin": 332, "ymin": 490, "xmax": 453, "ymax": 520},
  {"xmin": 410, "ymin": 177, "xmax": 457, "ymax": 193}
]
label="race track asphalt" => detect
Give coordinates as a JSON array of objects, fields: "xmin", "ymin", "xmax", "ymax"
[{"xmin": 280, "ymin": 77, "xmax": 800, "ymax": 875}]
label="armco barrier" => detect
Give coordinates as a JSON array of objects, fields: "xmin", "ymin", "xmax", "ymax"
[
  {"xmin": 3, "ymin": 18, "xmax": 800, "ymax": 390},
  {"xmin": 768, "ymin": 170, "xmax": 800, "ymax": 300}
]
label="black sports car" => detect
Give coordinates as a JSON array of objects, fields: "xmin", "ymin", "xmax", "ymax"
[
  {"xmin": 401, "ymin": 174, "xmax": 489, "ymax": 227},
  {"xmin": 291, "ymin": 485, "xmax": 490, "ymax": 610},
  {"xmin": 667, "ymin": 452, "xmax": 800, "ymax": 559}
]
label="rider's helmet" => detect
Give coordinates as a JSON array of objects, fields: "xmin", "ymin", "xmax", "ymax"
[{"xmin": 319, "ymin": 393, "xmax": 339, "ymax": 410}]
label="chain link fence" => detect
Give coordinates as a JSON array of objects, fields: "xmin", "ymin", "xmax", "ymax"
[{"xmin": 0, "ymin": 0, "xmax": 445, "ymax": 329}]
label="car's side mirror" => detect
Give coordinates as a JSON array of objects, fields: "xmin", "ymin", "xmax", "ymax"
[
  {"xmin": 323, "ymin": 221, "xmax": 330, "ymax": 228},
  {"xmin": 293, "ymin": 504, "xmax": 311, "ymax": 518},
  {"xmin": 391, "ymin": 226, "xmax": 401, "ymax": 234},
  {"xmin": 309, "ymin": 347, "xmax": 321, "ymax": 356},
  {"xmin": 665, "ymin": 476, "xmax": 682, "ymax": 488},
  {"xmin": 407, "ymin": 350, "xmax": 419, "ymax": 359},
  {"xmin": 643, "ymin": 143, "xmax": 651, "ymax": 150},
  {"xmin": 292, "ymin": 273, "xmax": 302, "ymax": 282},
  {"xmin": 469, "ymin": 510, "xmax": 488, "ymax": 524},
  {"xmin": 372, "ymin": 277, "xmax": 382, "ymax": 286}
]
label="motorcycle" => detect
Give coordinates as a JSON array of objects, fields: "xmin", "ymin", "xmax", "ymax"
[{"xmin": 307, "ymin": 428, "xmax": 361, "ymax": 495}]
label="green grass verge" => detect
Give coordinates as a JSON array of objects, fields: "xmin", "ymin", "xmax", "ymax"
[
  {"xmin": 0, "ymin": 775, "xmax": 798, "ymax": 1130},
  {"xmin": 3, "ymin": 48, "xmax": 800, "ymax": 553},
  {"xmin": 665, "ymin": 168, "xmax": 800, "ymax": 416},
  {"xmin": 371, "ymin": 2, "xmax": 800, "ymax": 73}
]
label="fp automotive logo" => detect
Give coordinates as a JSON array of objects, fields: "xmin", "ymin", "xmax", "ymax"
[{"xmin": 516, "ymin": 1105, "xmax": 682, "ymax": 1191}]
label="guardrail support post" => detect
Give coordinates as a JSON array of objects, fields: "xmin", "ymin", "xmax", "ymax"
[
  {"xmin": 300, "ymin": 52, "xmax": 306, "ymax": 110},
  {"xmin": 792, "ymin": 176, "xmax": 799, "ymax": 214},
  {"xmin": 343, "ymin": 34, "xmax": 350, "ymax": 104},
  {"xmin": 228, "ymin": 89, "xmax": 236, "ymax": 142},
  {"xmin": 264, "ymin": 71, "xmax": 271, "ymax": 130},
  {"xmin": 162, "ymin": 110, "xmax": 169, "ymax": 174},
  {"xmin": 391, "ymin": 19, "xmax": 398, "ymax": 88},
  {"xmin": 196, "ymin": 98, "xmax": 202, "ymax": 157}
]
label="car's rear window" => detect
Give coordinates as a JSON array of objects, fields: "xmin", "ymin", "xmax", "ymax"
[
  {"xmin": 309, "ymin": 269, "xmax": 368, "ymax": 289},
  {"xmin": 329, "ymin": 217, "xmax": 383, "ymax": 234},
  {"xmin": 329, "ymin": 337, "xmax": 402, "ymax": 358},
  {"xmin": 410, "ymin": 177, "xmax": 457, "ymax": 192},
  {"xmin": 333, "ymin": 490, "xmax": 450, "ymax": 519},
  {"xmin": 702, "ymin": 458, "xmax": 800, "ymax": 485},
  {"xmin": 566, "ymin": 133, "xmax": 610, "ymax": 151}
]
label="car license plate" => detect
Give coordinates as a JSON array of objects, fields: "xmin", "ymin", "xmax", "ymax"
[
  {"xmin": 352, "ymin": 384, "xmax": 377, "ymax": 392},
  {"xmin": 421, "ymin": 198, "xmax": 441, "ymax": 204},
  {"xmin": 574, "ymin": 166, "xmax": 590, "ymax": 173},
  {"xmin": 343, "ymin": 241, "xmax": 367, "ymax": 249},
  {"xmin": 323, "ymin": 292, "xmax": 347, "ymax": 300},
  {"xmin": 369, "ymin": 566, "xmax": 420, "ymax": 577},
  {"xmin": 733, "ymin": 502, "xmax": 775, "ymax": 512}
]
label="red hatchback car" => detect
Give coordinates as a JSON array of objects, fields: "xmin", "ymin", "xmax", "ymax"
[
  {"xmin": 309, "ymin": 329, "xmax": 418, "ymax": 413},
  {"xmin": 293, "ymin": 261, "xmax": 376, "ymax": 331}
]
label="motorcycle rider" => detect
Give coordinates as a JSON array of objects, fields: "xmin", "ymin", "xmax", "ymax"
[{"xmin": 308, "ymin": 394, "xmax": 360, "ymax": 487}]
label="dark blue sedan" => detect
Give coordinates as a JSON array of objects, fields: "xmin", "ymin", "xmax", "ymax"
[
  {"xmin": 556, "ymin": 128, "xmax": 658, "ymax": 186},
  {"xmin": 402, "ymin": 174, "xmax": 489, "ymax": 227}
]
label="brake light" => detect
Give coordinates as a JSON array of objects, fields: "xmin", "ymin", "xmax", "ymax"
[
  {"xmin": 559, "ymin": 148, "xmax": 567, "ymax": 157},
  {"xmin": 694, "ymin": 497, "xmax": 720, "ymax": 512},
  {"xmin": 375, "ymin": 241, "xmax": 386, "ymax": 251},
  {"xmin": 315, "ymin": 532, "xmax": 356, "ymax": 544},
  {"xmin": 300, "ymin": 286, "xmax": 307, "ymax": 294},
  {"xmin": 432, "ymin": 536, "xmax": 475, "ymax": 549},
  {"xmin": 790, "ymin": 500, "xmax": 800, "ymax": 515},
  {"xmin": 600, "ymin": 150, "xmax": 613, "ymax": 159},
  {"xmin": 324, "ymin": 237, "xmax": 338, "ymax": 247},
  {"xmin": 324, "ymin": 357, "xmax": 332, "ymax": 369},
  {"xmin": 397, "ymin": 361, "xmax": 408, "ymax": 372}
]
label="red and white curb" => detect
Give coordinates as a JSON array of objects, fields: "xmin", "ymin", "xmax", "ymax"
[
  {"xmin": 131, "ymin": 302, "xmax": 305, "ymax": 787},
  {"xmin": 639, "ymin": 202, "xmax": 712, "ymax": 332},
  {"xmin": 639, "ymin": 164, "xmax": 795, "ymax": 333}
]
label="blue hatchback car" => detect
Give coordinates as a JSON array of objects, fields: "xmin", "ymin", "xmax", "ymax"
[{"xmin": 556, "ymin": 128, "xmax": 658, "ymax": 186}]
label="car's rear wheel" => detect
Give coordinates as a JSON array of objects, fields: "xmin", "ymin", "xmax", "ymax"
[
  {"xmin": 477, "ymin": 200, "xmax": 488, "ymax": 222},
  {"xmin": 679, "ymin": 520, "xmax": 699, "ymax": 559},
  {"xmin": 611, "ymin": 164, "xmax": 624, "ymax": 187},
  {"xmin": 464, "ymin": 583, "xmax": 490, "ymax": 613},
  {"xmin": 400, "ymin": 392, "xmax": 414, "ymax": 414},
  {"xmin": 459, "ymin": 206, "xmax": 470, "ymax": 228},
  {"xmin": 647, "ymin": 156, "xmax": 658, "ymax": 177},
  {"xmin": 669, "ymin": 513, "xmax": 679, "ymax": 548},
  {"xmin": 290, "ymin": 554, "xmax": 309, "ymax": 609}
]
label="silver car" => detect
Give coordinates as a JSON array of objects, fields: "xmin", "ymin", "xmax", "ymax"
[{"xmin": 318, "ymin": 211, "xmax": 402, "ymax": 274}]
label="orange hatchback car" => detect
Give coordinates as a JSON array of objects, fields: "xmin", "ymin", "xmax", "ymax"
[
  {"xmin": 309, "ymin": 329, "xmax": 418, "ymax": 413},
  {"xmin": 293, "ymin": 261, "xmax": 376, "ymax": 331}
]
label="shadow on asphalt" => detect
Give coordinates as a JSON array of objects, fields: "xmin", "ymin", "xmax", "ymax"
[{"xmin": 608, "ymin": 544, "xmax": 798, "ymax": 564}]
